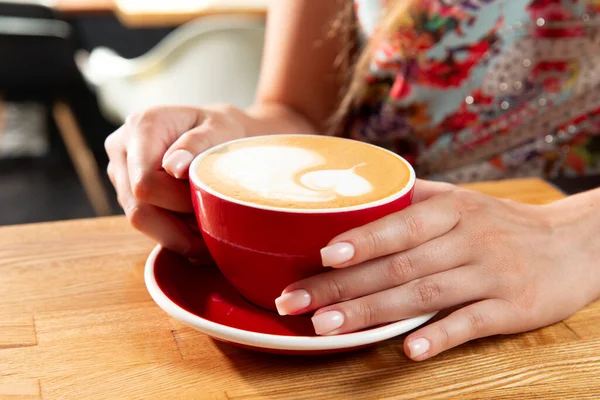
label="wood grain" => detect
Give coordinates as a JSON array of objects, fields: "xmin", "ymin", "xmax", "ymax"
[
  {"xmin": 0, "ymin": 379, "xmax": 40, "ymax": 400},
  {"xmin": 460, "ymin": 178, "xmax": 566, "ymax": 204},
  {"xmin": 0, "ymin": 316, "xmax": 36, "ymax": 349},
  {"xmin": 1, "ymin": 178, "xmax": 599, "ymax": 399}
]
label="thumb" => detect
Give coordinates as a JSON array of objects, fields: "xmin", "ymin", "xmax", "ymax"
[
  {"xmin": 162, "ymin": 109, "xmax": 246, "ymax": 179},
  {"xmin": 412, "ymin": 179, "xmax": 457, "ymax": 203}
]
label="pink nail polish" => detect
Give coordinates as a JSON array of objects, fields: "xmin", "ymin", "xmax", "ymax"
[
  {"xmin": 163, "ymin": 150, "xmax": 194, "ymax": 179},
  {"xmin": 320, "ymin": 242, "xmax": 355, "ymax": 267},
  {"xmin": 275, "ymin": 290, "xmax": 311, "ymax": 316},
  {"xmin": 407, "ymin": 338, "xmax": 430, "ymax": 358},
  {"xmin": 312, "ymin": 311, "xmax": 344, "ymax": 335}
]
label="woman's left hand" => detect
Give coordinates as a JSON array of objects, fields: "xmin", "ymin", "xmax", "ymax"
[{"xmin": 275, "ymin": 179, "xmax": 600, "ymax": 361}]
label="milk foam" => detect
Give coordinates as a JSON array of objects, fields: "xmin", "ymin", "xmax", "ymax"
[{"xmin": 212, "ymin": 145, "xmax": 373, "ymax": 203}]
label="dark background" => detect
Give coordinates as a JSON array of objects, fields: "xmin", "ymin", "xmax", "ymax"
[{"xmin": 0, "ymin": 14, "xmax": 173, "ymax": 226}]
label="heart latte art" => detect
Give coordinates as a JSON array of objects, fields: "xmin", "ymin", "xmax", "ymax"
[
  {"xmin": 196, "ymin": 136, "xmax": 410, "ymax": 210},
  {"xmin": 213, "ymin": 146, "xmax": 372, "ymax": 202}
]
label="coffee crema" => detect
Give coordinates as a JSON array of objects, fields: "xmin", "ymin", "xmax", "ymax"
[{"xmin": 196, "ymin": 135, "xmax": 411, "ymax": 210}]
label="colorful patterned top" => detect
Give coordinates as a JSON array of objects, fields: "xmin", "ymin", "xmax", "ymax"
[{"xmin": 350, "ymin": 0, "xmax": 600, "ymax": 183}]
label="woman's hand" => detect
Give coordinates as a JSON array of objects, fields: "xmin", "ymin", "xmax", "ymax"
[
  {"xmin": 105, "ymin": 102, "xmax": 316, "ymax": 256},
  {"xmin": 275, "ymin": 180, "xmax": 600, "ymax": 361},
  {"xmin": 105, "ymin": 104, "xmax": 248, "ymax": 256}
]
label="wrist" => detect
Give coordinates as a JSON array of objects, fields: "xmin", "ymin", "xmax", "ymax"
[
  {"xmin": 545, "ymin": 188, "xmax": 600, "ymax": 227},
  {"xmin": 545, "ymin": 188, "xmax": 600, "ymax": 300}
]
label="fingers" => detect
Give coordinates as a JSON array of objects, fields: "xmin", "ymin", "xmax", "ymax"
[
  {"xmin": 106, "ymin": 161, "xmax": 117, "ymax": 190},
  {"xmin": 105, "ymin": 106, "xmax": 220, "ymax": 256},
  {"xmin": 412, "ymin": 179, "xmax": 456, "ymax": 203},
  {"xmin": 104, "ymin": 108, "xmax": 200, "ymax": 213},
  {"xmin": 276, "ymin": 232, "xmax": 471, "ymax": 315},
  {"xmin": 127, "ymin": 203, "xmax": 206, "ymax": 257},
  {"xmin": 309, "ymin": 266, "xmax": 492, "ymax": 335},
  {"xmin": 161, "ymin": 125, "xmax": 217, "ymax": 179},
  {"xmin": 111, "ymin": 151, "xmax": 205, "ymax": 256},
  {"xmin": 404, "ymin": 299, "xmax": 519, "ymax": 361},
  {"xmin": 128, "ymin": 169, "xmax": 193, "ymax": 213},
  {"xmin": 125, "ymin": 107, "xmax": 203, "ymax": 190},
  {"xmin": 321, "ymin": 190, "xmax": 464, "ymax": 268},
  {"xmin": 162, "ymin": 106, "xmax": 246, "ymax": 178},
  {"xmin": 107, "ymin": 125, "xmax": 193, "ymax": 213}
]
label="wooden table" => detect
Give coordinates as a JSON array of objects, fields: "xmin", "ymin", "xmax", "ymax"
[
  {"xmin": 51, "ymin": 0, "xmax": 268, "ymax": 27},
  {"xmin": 51, "ymin": 0, "xmax": 116, "ymax": 15},
  {"xmin": 1, "ymin": 178, "xmax": 599, "ymax": 399},
  {"xmin": 113, "ymin": 0, "xmax": 269, "ymax": 28}
]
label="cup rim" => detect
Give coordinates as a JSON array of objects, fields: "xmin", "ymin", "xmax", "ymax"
[{"xmin": 189, "ymin": 134, "xmax": 416, "ymax": 214}]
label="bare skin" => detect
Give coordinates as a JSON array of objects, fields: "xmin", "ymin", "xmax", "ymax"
[{"xmin": 105, "ymin": 0, "xmax": 600, "ymax": 361}]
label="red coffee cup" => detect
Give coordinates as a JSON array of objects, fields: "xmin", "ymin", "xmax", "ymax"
[{"xmin": 189, "ymin": 135, "xmax": 416, "ymax": 311}]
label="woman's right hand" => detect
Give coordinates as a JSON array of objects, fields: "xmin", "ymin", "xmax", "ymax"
[{"xmin": 105, "ymin": 104, "xmax": 248, "ymax": 256}]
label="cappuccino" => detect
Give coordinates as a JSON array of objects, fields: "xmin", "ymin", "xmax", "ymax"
[{"xmin": 195, "ymin": 135, "xmax": 411, "ymax": 210}]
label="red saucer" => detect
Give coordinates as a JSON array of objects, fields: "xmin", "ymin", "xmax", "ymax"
[{"xmin": 146, "ymin": 246, "xmax": 436, "ymax": 355}]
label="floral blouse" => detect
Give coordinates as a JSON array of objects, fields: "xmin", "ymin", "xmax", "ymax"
[{"xmin": 350, "ymin": 0, "xmax": 600, "ymax": 183}]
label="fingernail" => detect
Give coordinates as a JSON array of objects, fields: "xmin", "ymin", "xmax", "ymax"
[
  {"xmin": 275, "ymin": 289, "xmax": 311, "ymax": 316},
  {"xmin": 312, "ymin": 310, "xmax": 344, "ymax": 335},
  {"xmin": 321, "ymin": 242, "xmax": 355, "ymax": 267},
  {"xmin": 163, "ymin": 150, "xmax": 194, "ymax": 179},
  {"xmin": 407, "ymin": 338, "xmax": 430, "ymax": 359}
]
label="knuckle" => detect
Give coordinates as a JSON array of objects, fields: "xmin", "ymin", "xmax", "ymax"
[
  {"xmin": 324, "ymin": 278, "xmax": 347, "ymax": 302},
  {"xmin": 126, "ymin": 107, "xmax": 161, "ymax": 127},
  {"xmin": 384, "ymin": 252, "xmax": 415, "ymax": 284},
  {"xmin": 115, "ymin": 190, "xmax": 124, "ymax": 207},
  {"xmin": 106, "ymin": 163, "xmax": 114, "ymax": 181},
  {"xmin": 211, "ymin": 103, "xmax": 239, "ymax": 116},
  {"xmin": 402, "ymin": 214, "xmax": 425, "ymax": 244},
  {"xmin": 217, "ymin": 106, "xmax": 244, "ymax": 131},
  {"xmin": 436, "ymin": 324, "xmax": 452, "ymax": 349},
  {"xmin": 125, "ymin": 202, "xmax": 149, "ymax": 231},
  {"xmin": 466, "ymin": 310, "xmax": 487, "ymax": 337},
  {"xmin": 512, "ymin": 285, "xmax": 537, "ymax": 317},
  {"xmin": 351, "ymin": 302, "xmax": 379, "ymax": 328},
  {"xmin": 410, "ymin": 280, "xmax": 441, "ymax": 309},
  {"xmin": 116, "ymin": 197, "xmax": 125, "ymax": 210},
  {"xmin": 451, "ymin": 189, "xmax": 485, "ymax": 213},
  {"xmin": 130, "ymin": 170, "xmax": 153, "ymax": 202},
  {"xmin": 204, "ymin": 113, "xmax": 227, "ymax": 131},
  {"xmin": 201, "ymin": 106, "xmax": 245, "ymax": 141},
  {"xmin": 104, "ymin": 132, "xmax": 119, "ymax": 154},
  {"xmin": 358, "ymin": 227, "xmax": 386, "ymax": 259},
  {"xmin": 187, "ymin": 131, "xmax": 213, "ymax": 150}
]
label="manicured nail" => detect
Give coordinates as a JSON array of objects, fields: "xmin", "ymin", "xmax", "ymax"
[
  {"xmin": 312, "ymin": 311, "xmax": 344, "ymax": 335},
  {"xmin": 163, "ymin": 150, "xmax": 194, "ymax": 179},
  {"xmin": 321, "ymin": 242, "xmax": 355, "ymax": 266},
  {"xmin": 275, "ymin": 289, "xmax": 311, "ymax": 316},
  {"xmin": 407, "ymin": 338, "xmax": 430, "ymax": 358}
]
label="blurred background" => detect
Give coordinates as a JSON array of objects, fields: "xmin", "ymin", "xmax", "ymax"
[
  {"xmin": 0, "ymin": 0, "xmax": 597, "ymax": 227},
  {"xmin": 0, "ymin": 0, "xmax": 268, "ymax": 225}
]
